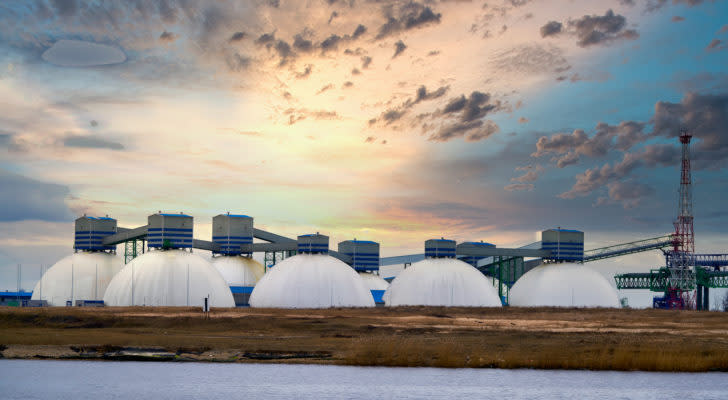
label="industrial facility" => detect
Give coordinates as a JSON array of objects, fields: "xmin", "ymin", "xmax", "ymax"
[{"xmin": 12, "ymin": 132, "xmax": 728, "ymax": 310}]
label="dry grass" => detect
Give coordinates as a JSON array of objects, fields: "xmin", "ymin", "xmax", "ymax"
[{"xmin": 1, "ymin": 306, "xmax": 728, "ymax": 371}]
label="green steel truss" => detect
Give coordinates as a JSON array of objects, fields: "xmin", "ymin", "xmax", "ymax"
[
  {"xmin": 477, "ymin": 256, "xmax": 527, "ymax": 304},
  {"xmin": 615, "ymin": 267, "xmax": 728, "ymax": 291},
  {"xmin": 124, "ymin": 239, "xmax": 145, "ymax": 264}
]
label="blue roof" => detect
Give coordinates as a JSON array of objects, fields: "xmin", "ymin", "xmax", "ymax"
[
  {"xmin": 550, "ymin": 228, "xmax": 582, "ymax": 233},
  {"xmin": 299, "ymin": 234, "xmax": 325, "ymax": 237},
  {"xmin": 82, "ymin": 216, "xmax": 115, "ymax": 220},
  {"xmin": 226, "ymin": 214, "xmax": 252, "ymax": 218},
  {"xmin": 461, "ymin": 241, "xmax": 495, "ymax": 247},
  {"xmin": 428, "ymin": 238, "xmax": 455, "ymax": 243},
  {"xmin": 158, "ymin": 213, "xmax": 192, "ymax": 218},
  {"xmin": 349, "ymin": 240, "xmax": 378, "ymax": 244}
]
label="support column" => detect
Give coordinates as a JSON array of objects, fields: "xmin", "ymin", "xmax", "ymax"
[
  {"xmin": 697, "ymin": 285, "xmax": 703, "ymax": 311},
  {"xmin": 704, "ymin": 286, "xmax": 710, "ymax": 311}
]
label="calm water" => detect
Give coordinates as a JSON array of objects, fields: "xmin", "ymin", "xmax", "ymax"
[{"xmin": 1, "ymin": 360, "xmax": 727, "ymax": 399}]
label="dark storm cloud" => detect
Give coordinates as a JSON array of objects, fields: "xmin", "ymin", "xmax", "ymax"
[
  {"xmin": 393, "ymin": 40, "xmax": 407, "ymax": 58},
  {"xmin": 429, "ymin": 120, "xmax": 500, "ymax": 142},
  {"xmin": 560, "ymin": 144, "xmax": 677, "ymax": 199},
  {"xmin": 63, "ymin": 135, "xmax": 125, "ymax": 150},
  {"xmin": 293, "ymin": 34, "xmax": 313, "ymax": 52},
  {"xmin": 540, "ymin": 21, "xmax": 562, "ymax": 37},
  {"xmin": 440, "ymin": 92, "xmax": 500, "ymax": 123},
  {"xmin": 376, "ymin": 2, "xmax": 442, "ymax": 39},
  {"xmin": 0, "ymin": 170, "xmax": 74, "ymax": 222},
  {"xmin": 569, "ymin": 9, "xmax": 638, "ymax": 47},
  {"xmin": 229, "ymin": 32, "xmax": 246, "ymax": 42},
  {"xmin": 352, "ymin": 24, "xmax": 367, "ymax": 39},
  {"xmin": 532, "ymin": 121, "xmax": 647, "ymax": 166},
  {"xmin": 159, "ymin": 30, "xmax": 178, "ymax": 42},
  {"xmin": 651, "ymin": 92, "xmax": 728, "ymax": 168},
  {"xmin": 320, "ymin": 34, "xmax": 342, "ymax": 52},
  {"xmin": 370, "ymin": 85, "xmax": 449, "ymax": 126},
  {"xmin": 255, "ymin": 32, "xmax": 276, "ymax": 47},
  {"xmin": 541, "ymin": 10, "xmax": 638, "ymax": 47}
]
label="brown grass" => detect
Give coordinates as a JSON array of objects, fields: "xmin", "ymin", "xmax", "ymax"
[{"xmin": 1, "ymin": 306, "xmax": 728, "ymax": 371}]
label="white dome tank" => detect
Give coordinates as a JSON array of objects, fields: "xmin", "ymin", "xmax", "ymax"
[
  {"xmin": 359, "ymin": 272, "xmax": 389, "ymax": 291},
  {"xmin": 359, "ymin": 271, "xmax": 389, "ymax": 304},
  {"xmin": 212, "ymin": 256, "xmax": 264, "ymax": 287},
  {"xmin": 103, "ymin": 249, "xmax": 235, "ymax": 308},
  {"xmin": 249, "ymin": 254, "xmax": 374, "ymax": 308},
  {"xmin": 385, "ymin": 258, "xmax": 503, "ymax": 307},
  {"xmin": 31, "ymin": 252, "xmax": 123, "ymax": 306},
  {"xmin": 509, "ymin": 263, "xmax": 620, "ymax": 307}
]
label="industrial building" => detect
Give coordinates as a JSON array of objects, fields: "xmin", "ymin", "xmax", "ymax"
[{"xmin": 16, "ymin": 133, "xmax": 728, "ymax": 310}]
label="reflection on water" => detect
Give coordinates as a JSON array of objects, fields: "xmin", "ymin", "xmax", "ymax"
[{"xmin": 1, "ymin": 360, "xmax": 727, "ymax": 400}]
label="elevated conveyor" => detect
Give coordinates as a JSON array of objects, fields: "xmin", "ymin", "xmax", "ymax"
[{"xmin": 582, "ymin": 235, "xmax": 674, "ymax": 262}]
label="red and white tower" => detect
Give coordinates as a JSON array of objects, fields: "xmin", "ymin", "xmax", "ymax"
[
  {"xmin": 673, "ymin": 130, "xmax": 694, "ymax": 255},
  {"xmin": 666, "ymin": 129, "xmax": 695, "ymax": 304}
]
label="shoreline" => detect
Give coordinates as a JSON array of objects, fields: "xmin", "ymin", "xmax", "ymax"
[{"xmin": 2, "ymin": 306, "xmax": 727, "ymax": 372}]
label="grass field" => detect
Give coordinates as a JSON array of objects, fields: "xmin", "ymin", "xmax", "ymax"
[{"xmin": 1, "ymin": 306, "xmax": 727, "ymax": 371}]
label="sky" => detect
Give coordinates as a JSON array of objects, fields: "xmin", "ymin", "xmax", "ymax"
[{"xmin": 0, "ymin": 0, "xmax": 727, "ymax": 305}]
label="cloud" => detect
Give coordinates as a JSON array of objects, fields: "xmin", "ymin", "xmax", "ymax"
[
  {"xmin": 63, "ymin": 135, "xmax": 125, "ymax": 150},
  {"xmin": 645, "ymin": 0, "xmax": 714, "ymax": 13},
  {"xmin": 229, "ymin": 32, "xmax": 246, "ymax": 42},
  {"xmin": 159, "ymin": 30, "xmax": 178, "ymax": 42},
  {"xmin": 293, "ymin": 34, "xmax": 313, "ymax": 52},
  {"xmin": 317, "ymin": 83, "xmax": 334, "ymax": 94},
  {"xmin": 376, "ymin": 2, "xmax": 442, "ymax": 39},
  {"xmin": 671, "ymin": 16, "xmax": 685, "ymax": 22},
  {"xmin": 295, "ymin": 64, "xmax": 313, "ymax": 79},
  {"xmin": 706, "ymin": 39, "xmax": 726, "ymax": 52},
  {"xmin": 320, "ymin": 34, "xmax": 342, "ymax": 52},
  {"xmin": 0, "ymin": 170, "xmax": 74, "ymax": 222},
  {"xmin": 370, "ymin": 85, "xmax": 449, "ymax": 126},
  {"xmin": 569, "ymin": 9, "xmax": 639, "ymax": 47},
  {"xmin": 42, "ymin": 40, "xmax": 126, "ymax": 67},
  {"xmin": 532, "ymin": 121, "xmax": 647, "ymax": 166},
  {"xmin": 361, "ymin": 56, "xmax": 373, "ymax": 69},
  {"xmin": 284, "ymin": 108, "xmax": 340, "ymax": 125},
  {"xmin": 651, "ymin": 92, "xmax": 728, "ymax": 168},
  {"xmin": 352, "ymin": 24, "xmax": 367, "ymax": 39},
  {"xmin": 226, "ymin": 53, "xmax": 251, "ymax": 72},
  {"xmin": 365, "ymin": 136, "xmax": 376, "ymax": 143},
  {"xmin": 51, "ymin": 0, "xmax": 78, "ymax": 17},
  {"xmin": 429, "ymin": 119, "xmax": 500, "ymax": 142},
  {"xmin": 504, "ymin": 183, "xmax": 534, "ymax": 191},
  {"xmin": 518, "ymin": 117, "xmax": 529, "ymax": 124},
  {"xmin": 393, "ymin": 40, "xmax": 407, "ymax": 58},
  {"xmin": 540, "ymin": 21, "xmax": 563, "ymax": 37},
  {"xmin": 512, "ymin": 164, "xmax": 544, "ymax": 183},
  {"xmin": 490, "ymin": 44, "xmax": 570, "ymax": 77},
  {"xmin": 559, "ymin": 144, "xmax": 678, "ymax": 198}
]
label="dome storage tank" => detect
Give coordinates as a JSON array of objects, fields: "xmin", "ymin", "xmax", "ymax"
[
  {"xmin": 249, "ymin": 234, "xmax": 374, "ymax": 308},
  {"xmin": 384, "ymin": 239, "xmax": 502, "ymax": 307},
  {"xmin": 508, "ymin": 263, "xmax": 620, "ymax": 307},
  {"xmin": 31, "ymin": 216, "xmax": 122, "ymax": 306},
  {"xmin": 508, "ymin": 229, "xmax": 619, "ymax": 307},
  {"xmin": 338, "ymin": 239, "xmax": 389, "ymax": 304},
  {"xmin": 210, "ymin": 213, "xmax": 264, "ymax": 306},
  {"xmin": 103, "ymin": 213, "xmax": 235, "ymax": 308}
]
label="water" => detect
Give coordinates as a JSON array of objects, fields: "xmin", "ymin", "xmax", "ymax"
[{"xmin": 1, "ymin": 360, "xmax": 726, "ymax": 399}]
